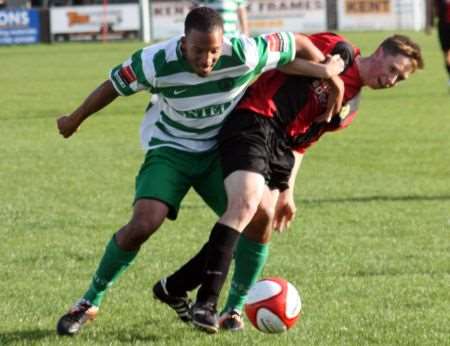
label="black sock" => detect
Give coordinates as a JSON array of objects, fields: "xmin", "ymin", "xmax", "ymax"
[
  {"xmin": 196, "ymin": 223, "xmax": 240, "ymax": 306},
  {"xmin": 165, "ymin": 242, "xmax": 209, "ymax": 296},
  {"xmin": 446, "ymin": 63, "xmax": 450, "ymax": 77}
]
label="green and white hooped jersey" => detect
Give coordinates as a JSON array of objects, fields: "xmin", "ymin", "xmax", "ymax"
[
  {"xmin": 194, "ymin": 0, "xmax": 247, "ymax": 37},
  {"xmin": 110, "ymin": 32, "xmax": 295, "ymax": 153}
]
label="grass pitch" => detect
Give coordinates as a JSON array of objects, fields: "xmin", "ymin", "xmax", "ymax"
[{"xmin": 1, "ymin": 31, "xmax": 449, "ymax": 345}]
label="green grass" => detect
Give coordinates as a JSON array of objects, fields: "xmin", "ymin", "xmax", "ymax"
[{"xmin": 1, "ymin": 31, "xmax": 449, "ymax": 345}]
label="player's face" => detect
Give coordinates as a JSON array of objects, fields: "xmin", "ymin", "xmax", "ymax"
[
  {"xmin": 182, "ymin": 28, "xmax": 223, "ymax": 77},
  {"xmin": 367, "ymin": 50, "xmax": 413, "ymax": 89}
]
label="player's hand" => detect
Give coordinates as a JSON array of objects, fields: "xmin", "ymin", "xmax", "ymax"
[
  {"xmin": 323, "ymin": 54, "xmax": 345, "ymax": 78},
  {"xmin": 273, "ymin": 189, "xmax": 297, "ymax": 232},
  {"xmin": 315, "ymin": 76, "xmax": 344, "ymax": 123},
  {"xmin": 57, "ymin": 115, "xmax": 80, "ymax": 138}
]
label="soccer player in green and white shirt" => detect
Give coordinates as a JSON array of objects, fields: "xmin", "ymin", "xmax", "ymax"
[
  {"xmin": 193, "ymin": 0, "xmax": 249, "ymax": 37},
  {"xmin": 55, "ymin": 7, "xmax": 344, "ymax": 336}
]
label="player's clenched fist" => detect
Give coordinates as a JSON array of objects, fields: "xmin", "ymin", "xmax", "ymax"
[
  {"xmin": 324, "ymin": 54, "xmax": 345, "ymax": 77},
  {"xmin": 57, "ymin": 115, "xmax": 80, "ymax": 138}
]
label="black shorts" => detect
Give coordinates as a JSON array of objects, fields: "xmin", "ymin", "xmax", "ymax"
[
  {"xmin": 438, "ymin": 21, "xmax": 450, "ymax": 51},
  {"xmin": 218, "ymin": 109, "xmax": 294, "ymax": 191}
]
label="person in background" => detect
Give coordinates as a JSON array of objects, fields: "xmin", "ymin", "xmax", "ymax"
[
  {"xmin": 428, "ymin": 0, "xmax": 450, "ymax": 89},
  {"xmin": 193, "ymin": 0, "xmax": 249, "ymax": 36}
]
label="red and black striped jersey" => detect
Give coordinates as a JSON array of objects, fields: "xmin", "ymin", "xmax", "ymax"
[{"xmin": 237, "ymin": 32, "xmax": 364, "ymax": 153}]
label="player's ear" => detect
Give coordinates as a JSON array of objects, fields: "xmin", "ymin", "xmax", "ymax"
[{"xmin": 375, "ymin": 46, "xmax": 385, "ymax": 58}]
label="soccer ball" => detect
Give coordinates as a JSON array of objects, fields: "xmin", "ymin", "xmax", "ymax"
[{"xmin": 244, "ymin": 277, "xmax": 302, "ymax": 333}]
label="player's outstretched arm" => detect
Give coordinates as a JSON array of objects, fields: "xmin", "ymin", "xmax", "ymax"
[
  {"xmin": 279, "ymin": 54, "xmax": 344, "ymax": 79},
  {"xmin": 57, "ymin": 80, "xmax": 119, "ymax": 138},
  {"xmin": 273, "ymin": 152, "xmax": 304, "ymax": 232},
  {"xmin": 293, "ymin": 33, "xmax": 325, "ymax": 62},
  {"xmin": 278, "ymin": 34, "xmax": 344, "ymax": 78}
]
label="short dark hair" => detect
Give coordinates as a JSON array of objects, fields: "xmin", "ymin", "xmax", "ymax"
[
  {"xmin": 184, "ymin": 7, "xmax": 224, "ymax": 35},
  {"xmin": 380, "ymin": 35, "xmax": 424, "ymax": 71}
]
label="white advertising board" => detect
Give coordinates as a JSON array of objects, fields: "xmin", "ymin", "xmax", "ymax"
[
  {"xmin": 147, "ymin": 0, "xmax": 327, "ymax": 40},
  {"xmin": 149, "ymin": 1, "xmax": 189, "ymax": 39},
  {"xmin": 50, "ymin": 4, "xmax": 140, "ymax": 39},
  {"xmin": 247, "ymin": 0, "xmax": 327, "ymax": 34},
  {"xmin": 337, "ymin": 0, "xmax": 425, "ymax": 31}
]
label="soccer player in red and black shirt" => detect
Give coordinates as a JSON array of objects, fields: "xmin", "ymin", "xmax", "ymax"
[
  {"xmin": 433, "ymin": 0, "xmax": 450, "ymax": 88},
  {"xmin": 215, "ymin": 33, "xmax": 423, "ymax": 330},
  {"xmin": 214, "ymin": 33, "xmax": 423, "ymax": 329},
  {"xmin": 156, "ymin": 33, "xmax": 423, "ymax": 331}
]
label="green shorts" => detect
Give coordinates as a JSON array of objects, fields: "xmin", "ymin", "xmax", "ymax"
[{"xmin": 135, "ymin": 147, "xmax": 227, "ymax": 220}]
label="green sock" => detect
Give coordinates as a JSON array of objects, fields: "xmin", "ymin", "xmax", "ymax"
[
  {"xmin": 83, "ymin": 235, "xmax": 138, "ymax": 307},
  {"xmin": 222, "ymin": 235, "xmax": 269, "ymax": 313}
]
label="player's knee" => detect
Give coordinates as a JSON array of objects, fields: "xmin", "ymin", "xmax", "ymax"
[
  {"xmin": 227, "ymin": 197, "xmax": 259, "ymax": 227},
  {"xmin": 255, "ymin": 202, "xmax": 276, "ymax": 225},
  {"xmin": 243, "ymin": 205, "xmax": 275, "ymax": 243}
]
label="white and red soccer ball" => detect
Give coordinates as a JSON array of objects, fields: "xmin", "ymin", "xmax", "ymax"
[{"xmin": 244, "ymin": 277, "xmax": 302, "ymax": 333}]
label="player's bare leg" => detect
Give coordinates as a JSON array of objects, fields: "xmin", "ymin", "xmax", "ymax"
[
  {"xmin": 220, "ymin": 171, "xmax": 267, "ymax": 230},
  {"xmin": 192, "ymin": 171, "xmax": 266, "ymax": 333},
  {"xmin": 219, "ymin": 188, "xmax": 279, "ymax": 331}
]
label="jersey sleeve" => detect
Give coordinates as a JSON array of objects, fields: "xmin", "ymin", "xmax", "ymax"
[
  {"xmin": 252, "ymin": 32, "xmax": 296, "ymax": 72},
  {"xmin": 291, "ymin": 121, "xmax": 344, "ymax": 154},
  {"xmin": 330, "ymin": 41, "xmax": 355, "ymax": 72},
  {"xmin": 308, "ymin": 33, "xmax": 358, "ymax": 73},
  {"xmin": 109, "ymin": 49, "xmax": 154, "ymax": 96}
]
